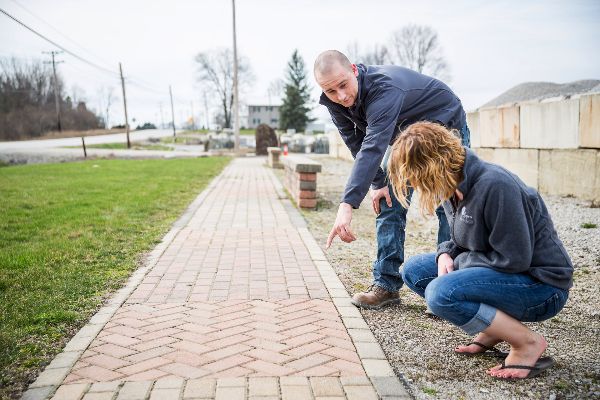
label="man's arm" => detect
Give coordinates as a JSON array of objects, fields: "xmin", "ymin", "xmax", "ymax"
[{"xmin": 343, "ymin": 84, "xmax": 404, "ymax": 208}]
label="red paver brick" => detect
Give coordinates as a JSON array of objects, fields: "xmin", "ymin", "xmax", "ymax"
[
  {"xmin": 84, "ymin": 354, "xmax": 130, "ymax": 370},
  {"xmin": 244, "ymin": 360, "xmax": 295, "ymax": 376},
  {"xmin": 285, "ymin": 342, "xmax": 330, "ymax": 358},
  {"xmin": 124, "ymin": 368, "xmax": 169, "ymax": 382},
  {"xmin": 105, "ymin": 325, "xmax": 146, "ymax": 338},
  {"xmin": 93, "ymin": 343, "xmax": 137, "ymax": 358},
  {"xmin": 101, "ymin": 333, "xmax": 141, "ymax": 347},
  {"xmin": 284, "ymin": 353, "xmax": 333, "ymax": 372},
  {"xmin": 203, "ymin": 334, "xmax": 252, "ymax": 349},
  {"xmin": 322, "ymin": 347, "xmax": 361, "ymax": 364},
  {"xmin": 124, "ymin": 346, "xmax": 175, "ymax": 363},
  {"xmin": 244, "ymin": 348, "xmax": 293, "ymax": 365},
  {"xmin": 116, "ymin": 357, "xmax": 172, "ymax": 376},
  {"xmin": 202, "ymin": 354, "xmax": 254, "ymax": 373},
  {"xmin": 158, "ymin": 362, "xmax": 209, "ymax": 379},
  {"xmin": 319, "ymin": 336, "xmax": 356, "ymax": 351},
  {"xmin": 136, "ymin": 327, "xmax": 182, "ymax": 341},
  {"xmin": 132, "ymin": 336, "xmax": 178, "ymax": 352},
  {"xmin": 74, "ymin": 365, "xmax": 124, "ymax": 381},
  {"xmin": 283, "ymin": 332, "xmax": 325, "ymax": 348},
  {"xmin": 163, "ymin": 350, "xmax": 213, "ymax": 366}
]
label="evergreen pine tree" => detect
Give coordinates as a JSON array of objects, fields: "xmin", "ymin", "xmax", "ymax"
[{"xmin": 279, "ymin": 50, "xmax": 314, "ymax": 132}]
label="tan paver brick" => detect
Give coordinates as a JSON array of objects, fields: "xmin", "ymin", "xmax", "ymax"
[{"xmin": 51, "ymin": 383, "xmax": 89, "ymax": 400}]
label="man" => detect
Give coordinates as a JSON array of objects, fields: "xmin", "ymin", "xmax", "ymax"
[{"xmin": 314, "ymin": 50, "xmax": 470, "ymax": 309}]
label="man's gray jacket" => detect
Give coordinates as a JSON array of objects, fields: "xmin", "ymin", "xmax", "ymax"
[{"xmin": 319, "ymin": 64, "xmax": 466, "ymax": 208}]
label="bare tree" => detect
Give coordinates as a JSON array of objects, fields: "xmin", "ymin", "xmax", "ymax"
[
  {"xmin": 388, "ymin": 25, "xmax": 450, "ymax": 81},
  {"xmin": 0, "ymin": 57, "xmax": 101, "ymax": 140},
  {"xmin": 97, "ymin": 86, "xmax": 115, "ymax": 128},
  {"xmin": 345, "ymin": 41, "xmax": 390, "ymax": 65},
  {"xmin": 267, "ymin": 79, "xmax": 284, "ymax": 105},
  {"xmin": 361, "ymin": 44, "xmax": 389, "ymax": 65},
  {"xmin": 194, "ymin": 48, "xmax": 253, "ymax": 129}
]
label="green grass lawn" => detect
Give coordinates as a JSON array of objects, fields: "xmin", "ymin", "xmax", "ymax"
[{"xmin": 0, "ymin": 157, "xmax": 229, "ymax": 399}]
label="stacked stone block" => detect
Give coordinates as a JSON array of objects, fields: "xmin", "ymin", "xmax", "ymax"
[
  {"xmin": 282, "ymin": 155, "xmax": 322, "ymax": 209},
  {"xmin": 467, "ymin": 93, "xmax": 600, "ymax": 202}
]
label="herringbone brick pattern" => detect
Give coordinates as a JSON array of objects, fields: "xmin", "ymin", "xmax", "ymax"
[
  {"xmin": 127, "ymin": 227, "xmax": 328, "ymax": 303},
  {"xmin": 64, "ymin": 299, "xmax": 363, "ymax": 383},
  {"xmin": 47, "ymin": 158, "xmax": 374, "ymax": 399}
]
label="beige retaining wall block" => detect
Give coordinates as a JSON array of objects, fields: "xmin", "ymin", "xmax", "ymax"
[
  {"xmin": 474, "ymin": 148, "xmax": 539, "ymax": 189},
  {"xmin": 579, "ymin": 94, "xmax": 600, "ymax": 148},
  {"xmin": 539, "ymin": 149, "xmax": 600, "ymax": 202},
  {"xmin": 466, "ymin": 111, "xmax": 481, "ymax": 148},
  {"xmin": 479, "ymin": 106, "xmax": 520, "ymax": 148},
  {"xmin": 520, "ymin": 99, "xmax": 580, "ymax": 149}
]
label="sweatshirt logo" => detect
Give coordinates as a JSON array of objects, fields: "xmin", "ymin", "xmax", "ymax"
[{"xmin": 460, "ymin": 207, "xmax": 474, "ymax": 225}]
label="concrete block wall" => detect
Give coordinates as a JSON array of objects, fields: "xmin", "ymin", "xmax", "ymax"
[
  {"xmin": 580, "ymin": 94, "xmax": 600, "ymax": 148},
  {"xmin": 470, "ymin": 95, "xmax": 600, "ymax": 202},
  {"xmin": 475, "ymin": 148, "xmax": 539, "ymax": 189},
  {"xmin": 328, "ymin": 130, "xmax": 353, "ymax": 161},
  {"xmin": 327, "ymin": 95, "xmax": 599, "ymax": 202},
  {"xmin": 479, "ymin": 106, "xmax": 520, "ymax": 148},
  {"xmin": 520, "ymin": 98, "xmax": 580, "ymax": 149}
]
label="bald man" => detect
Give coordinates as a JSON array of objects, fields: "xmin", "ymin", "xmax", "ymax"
[{"xmin": 315, "ymin": 50, "xmax": 470, "ymax": 309}]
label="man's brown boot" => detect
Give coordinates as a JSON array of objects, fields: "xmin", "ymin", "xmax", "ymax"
[{"xmin": 351, "ymin": 285, "xmax": 400, "ymax": 310}]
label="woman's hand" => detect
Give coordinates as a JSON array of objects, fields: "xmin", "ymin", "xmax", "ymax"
[{"xmin": 437, "ymin": 253, "xmax": 454, "ymax": 276}]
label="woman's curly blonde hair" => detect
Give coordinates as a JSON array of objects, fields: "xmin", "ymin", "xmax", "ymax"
[{"xmin": 387, "ymin": 121, "xmax": 466, "ymax": 216}]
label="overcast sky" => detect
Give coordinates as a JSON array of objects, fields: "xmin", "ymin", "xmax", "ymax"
[{"xmin": 1, "ymin": 0, "xmax": 599, "ymax": 128}]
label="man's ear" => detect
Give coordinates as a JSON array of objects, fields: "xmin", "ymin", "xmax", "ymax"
[{"xmin": 351, "ymin": 64, "xmax": 358, "ymax": 77}]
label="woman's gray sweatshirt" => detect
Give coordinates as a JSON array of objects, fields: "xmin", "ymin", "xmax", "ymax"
[{"xmin": 436, "ymin": 150, "xmax": 574, "ymax": 290}]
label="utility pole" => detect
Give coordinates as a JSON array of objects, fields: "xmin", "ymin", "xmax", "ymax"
[
  {"xmin": 232, "ymin": 0, "xmax": 240, "ymax": 152},
  {"xmin": 43, "ymin": 50, "xmax": 63, "ymax": 132},
  {"xmin": 169, "ymin": 85, "xmax": 176, "ymax": 138},
  {"xmin": 119, "ymin": 62, "xmax": 131, "ymax": 149}
]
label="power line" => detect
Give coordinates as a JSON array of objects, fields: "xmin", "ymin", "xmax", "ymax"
[
  {"xmin": 0, "ymin": 7, "xmax": 119, "ymax": 78},
  {"xmin": 1, "ymin": 6, "xmax": 170, "ymax": 96},
  {"xmin": 7, "ymin": 0, "xmax": 115, "ymax": 71}
]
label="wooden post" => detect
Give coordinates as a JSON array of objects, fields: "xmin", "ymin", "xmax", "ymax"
[
  {"xmin": 81, "ymin": 136, "xmax": 87, "ymax": 158},
  {"xmin": 119, "ymin": 62, "xmax": 131, "ymax": 149}
]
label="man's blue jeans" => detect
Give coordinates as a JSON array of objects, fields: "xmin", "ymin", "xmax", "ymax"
[
  {"xmin": 401, "ymin": 253, "xmax": 569, "ymax": 335},
  {"xmin": 373, "ymin": 124, "xmax": 471, "ymax": 292}
]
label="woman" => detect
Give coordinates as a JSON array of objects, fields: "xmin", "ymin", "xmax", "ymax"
[{"xmin": 388, "ymin": 121, "xmax": 573, "ymax": 379}]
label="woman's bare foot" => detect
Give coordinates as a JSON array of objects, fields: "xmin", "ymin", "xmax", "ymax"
[
  {"xmin": 486, "ymin": 331, "xmax": 548, "ymax": 379},
  {"xmin": 455, "ymin": 332, "xmax": 502, "ymax": 354}
]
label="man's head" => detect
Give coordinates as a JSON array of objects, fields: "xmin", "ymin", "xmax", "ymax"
[{"xmin": 314, "ymin": 50, "xmax": 359, "ymax": 108}]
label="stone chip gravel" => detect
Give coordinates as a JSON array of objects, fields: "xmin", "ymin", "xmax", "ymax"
[{"xmin": 289, "ymin": 154, "xmax": 600, "ymax": 400}]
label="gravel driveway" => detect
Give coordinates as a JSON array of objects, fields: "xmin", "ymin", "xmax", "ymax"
[{"xmin": 282, "ymin": 154, "xmax": 600, "ymax": 400}]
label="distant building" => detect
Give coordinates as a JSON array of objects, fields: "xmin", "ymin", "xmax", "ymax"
[{"xmin": 247, "ymin": 105, "xmax": 281, "ymax": 129}]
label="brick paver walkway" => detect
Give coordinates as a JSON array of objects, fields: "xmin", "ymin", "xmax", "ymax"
[{"xmin": 22, "ymin": 158, "xmax": 410, "ymax": 400}]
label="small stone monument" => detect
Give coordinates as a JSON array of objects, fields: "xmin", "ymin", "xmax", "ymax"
[{"xmin": 255, "ymin": 124, "xmax": 278, "ymax": 155}]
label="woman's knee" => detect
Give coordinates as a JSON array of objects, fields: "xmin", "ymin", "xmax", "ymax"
[
  {"xmin": 402, "ymin": 253, "xmax": 436, "ymax": 294},
  {"xmin": 424, "ymin": 274, "xmax": 456, "ymax": 312}
]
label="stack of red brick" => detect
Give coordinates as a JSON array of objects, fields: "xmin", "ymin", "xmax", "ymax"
[{"xmin": 282, "ymin": 155, "xmax": 322, "ymax": 209}]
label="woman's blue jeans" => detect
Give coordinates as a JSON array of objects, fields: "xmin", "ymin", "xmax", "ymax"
[
  {"xmin": 373, "ymin": 124, "xmax": 471, "ymax": 292},
  {"xmin": 401, "ymin": 253, "xmax": 569, "ymax": 335}
]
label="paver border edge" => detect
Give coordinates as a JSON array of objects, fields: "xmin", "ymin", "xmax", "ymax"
[{"xmin": 20, "ymin": 163, "xmax": 230, "ymax": 400}]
